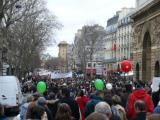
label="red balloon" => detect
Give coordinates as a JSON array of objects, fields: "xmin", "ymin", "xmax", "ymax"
[{"xmin": 121, "ymin": 60, "xmax": 132, "ymax": 73}]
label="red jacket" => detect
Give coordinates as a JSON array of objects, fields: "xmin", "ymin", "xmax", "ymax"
[
  {"xmin": 127, "ymin": 89, "xmax": 154, "ymax": 119},
  {"xmin": 76, "ymin": 96, "xmax": 89, "ymax": 120}
]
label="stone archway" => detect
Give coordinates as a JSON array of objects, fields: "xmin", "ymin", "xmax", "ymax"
[
  {"xmin": 136, "ymin": 63, "xmax": 140, "ymax": 80},
  {"xmin": 142, "ymin": 32, "xmax": 151, "ymax": 81},
  {"xmin": 155, "ymin": 61, "xmax": 160, "ymax": 77}
]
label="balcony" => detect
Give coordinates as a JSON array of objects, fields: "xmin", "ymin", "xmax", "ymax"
[{"xmin": 103, "ymin": 58, "xmax": 117, "ymax": 64}]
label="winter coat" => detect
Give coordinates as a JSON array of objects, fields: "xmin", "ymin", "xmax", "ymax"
[
  {"xmin": 84, "ymin": 96, "xmax": 102, "ymax": 117},
  {"xmin": 47, "ymin": 100, "xmax": 59, "ymax": 119},
  {"xmin": 26, "ymin": 102, "xmax": 37, "ymax": 119},
  {"xmin": 152, "ymin": 89, "xmax": 160, "ymax": 107},
  {"xmin": 133, "ymin": 112, "xmax": 146, "ymax": 120},
  {"xmin": 154, "ymin": 101, "xmax": 160, "ymax": 114},
  {"xmin": 20, "ymin": 102, "xmax": 30, "ymax": 120},
  {"xmin": 76, "ymin": 95, "xmax": 89, "ymax": 120},
  {"xmin": 60, "ymin": 97, "xmax": 80, "ymax": 120},
  {"xmin": 126, "ymin": 89, "xmax": 154, "ymax": 119}
]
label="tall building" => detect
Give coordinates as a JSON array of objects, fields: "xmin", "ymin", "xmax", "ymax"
[
  {"xmin": 58, "ymin": 41, "xmax": 68, "ymax": 61},
  {"xmin": 136, "ymin": 0, "xmax": 153, "ymax": 8},
  {"xmin": 103, "ymin": 12, "xmax": 119, "ymax": 72},
  {"xmin": 103, "ymin": 8, "xmax": 135, "ymax": 73},
  {"xmin": 67, "ymin": 44, "xmax": 74, "ymax": 71},
  {"xmin": 58, "ymin": 41, "xmax": 68, "ymax": 71},
  {"xmin": 132, "ymin": 0, "xmax": 160, "ymax": 82},
  {"xmin": 117, "ymin": 8, "xmax": 134, "ymax": 61},
  {"xmin": 73, "ymin": 29, "xmax": 83, "ymax": 70}
]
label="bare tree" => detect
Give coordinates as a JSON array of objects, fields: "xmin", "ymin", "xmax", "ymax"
[
  {"xmin": 74, "ymin": 24, "xmax": 106, "ymax": 74},
  {"xmin": 0, "ymin": 0, "xmax": 61, "ymax": 78},
  {"xmin": 44, "ymin": 57, "xmax": 65, "ymax": 71}
]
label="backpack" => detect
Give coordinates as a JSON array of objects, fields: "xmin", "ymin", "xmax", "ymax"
[{"xmin": 111, "ymin": 106, "xmax": 121, "ymax": 120}]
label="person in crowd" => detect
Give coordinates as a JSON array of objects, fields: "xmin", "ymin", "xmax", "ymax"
[
  {"xmin": 126, "ymin": 80, "xmax": 154, "ymax": 119},
  {"xmin": 20, "ymin": 95, "xmax": 34, "ymax": 120},
  {"xmin": 55, "ymin": 103, "xmax": 74, "ymax": 120},
  {"xmin": 121, "ymin": 84, "xmax": 132, "ymax": 108},
  {"xmin": 111, "ymin": 95, "xmax": 127, "ymax": 120},
  {"xmin": 104, "ymin": 90, "xmax": 113, "ymax": 106},
  {"xmin": 60, "ymin": 88, "xmax": 80, "ymax": 120},
  {"xmin": 133, "ymin": 100, "xmax": 147, "ymax": 120},
  {"xmin": 86, "ymin": 112, "xmax": 109, "ymax": 120},
  {"xmin": 47, "ymin": 92, "xmax": 59, "ymax": 119},
  {"xmin": 75, "ymin": 90, "xmax": 89, "ymax": 120},
  {"xmin": 152, "ymin": 85, "xmax": 160, "ymax": 108},
  {"xmin": 0, "ymin": 104, "xmax": 8, "ymax": 120},
  {"xmin": 153, "ymin": 94, "xmax": 160, "ymax": 114},
  {"xmin": 28, "ymin": 105, "xmax": 47, "ymax": 120},
  {"xmin": 84, "ymin": 91, "xmax": 104, "ymax": 117},
  {"xmin": 37, "ymin": 97, "xmax": 53, "ymax": 120},
  {"xmin": 95, "ymin": 101, "xmax": 120, "ymax": 120},
  {"xmin": 26, "ymin": 93, "xmax": 41, "ymax": 119}
]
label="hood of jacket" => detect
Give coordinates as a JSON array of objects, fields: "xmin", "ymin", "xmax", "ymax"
[{"xmin": 133, "ymin": 89, "xmax": 147, "ymax": 99}]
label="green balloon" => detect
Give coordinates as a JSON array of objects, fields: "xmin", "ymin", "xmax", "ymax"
[
  {"xmin": 94, "ymin": 79, "xmax": 104, "ymax": 90},
  {"xmin": 37, "ymin": 81, "xmax": 46, "ymax": 93}
]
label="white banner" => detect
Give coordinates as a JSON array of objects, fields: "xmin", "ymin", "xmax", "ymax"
[
  {"xmin": 151, "ymin": 77, "xmax": 160, "ymax": 92},
  {"xmin": 51, "ymin": 71, "xmax": 72, "ymax": 79},
  {"xmin": 95, "ymin": 65, "xmax": 103, "ymax": 75}
]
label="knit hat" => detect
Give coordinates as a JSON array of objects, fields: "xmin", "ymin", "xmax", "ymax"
[{"xmin": 37, "ymin": 97, "xmax": 46, "ymax": 106}]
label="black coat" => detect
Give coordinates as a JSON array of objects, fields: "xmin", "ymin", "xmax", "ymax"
[
  {"xmin": 133, "ymin": 112, "xmax": 146, "ymax": 120},
  {"xmin": 47, "ymin": 101, "xmax": 59, "ymax": 120},
  {"xmin": 60, "ymin": 97, "xmax": 80, "ymax": 120},
  {"xmin": 152, "ymin": 90, "xmax": 160, "ymax": 107}
]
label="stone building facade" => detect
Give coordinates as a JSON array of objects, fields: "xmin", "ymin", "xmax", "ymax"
[
  {"xmin": 58, "ymin": 41, "xmax": 68, "ymax": 72},
  {"xmin": 132, "ymin": 0, "xmax": 160, "ymax": 82},
  {"xmin": 117, "ymin": 12, "xmax": 134, "ymax": 61}
]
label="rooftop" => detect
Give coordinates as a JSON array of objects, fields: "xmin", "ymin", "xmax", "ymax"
[{"xmin": 58, "ymin": 41, "xmax": 68, "ymax": 46}]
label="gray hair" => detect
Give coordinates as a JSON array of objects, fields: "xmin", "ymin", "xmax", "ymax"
[{"xmin": 95, "ymin": 102, "xmax": 112, "ymax": 114}]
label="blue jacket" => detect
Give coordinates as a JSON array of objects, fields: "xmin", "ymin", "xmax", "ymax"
[
  {"xmin": 154, "ymin": 105, "xmax": 160, "ymax": 114},
  {"xmin": 20, "ymin": 102, "xmax": 29, "ymax": 120}
]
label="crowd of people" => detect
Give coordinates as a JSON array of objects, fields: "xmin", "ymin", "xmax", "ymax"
[{"xmin": 1, "ymin": 75, "xmax": 160, "ymax": 120}]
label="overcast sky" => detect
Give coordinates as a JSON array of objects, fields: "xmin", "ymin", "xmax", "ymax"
[{"xmin": 46, "ymin": 0, "xmax": 135, "ymax": 57}]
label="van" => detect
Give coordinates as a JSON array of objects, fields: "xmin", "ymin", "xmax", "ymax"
[{"xmin": 0, "ymin": 76, "xmax": 23, "ymax": 113}]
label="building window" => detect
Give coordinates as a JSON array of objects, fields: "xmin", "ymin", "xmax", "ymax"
[
  {"xmin": 136, "ymin": 63, "xmax": 140, "ymax": 80},
  {"xmin": 88, "ymin": 63, "xmax": 92, "ymax": 67},
  {"xmin": 94, "ymin": 63, "xmax": 96, "ymax": 67},
  {"xmin": 155, "ymin": 61, "xmax": 160, "ymax": 77}
]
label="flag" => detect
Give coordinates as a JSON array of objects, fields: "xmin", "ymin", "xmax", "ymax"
[{"xmin": 112, "ymin": 42, "xmax": 116, "ymax": 51}]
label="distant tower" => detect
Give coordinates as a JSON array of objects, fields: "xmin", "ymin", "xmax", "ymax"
[
  {"xmin": 58, "ymin": 41, "xmax": 68, "ymax": 71},
  {"xmin": 58, "ymin": 41, "xmax": 68, "ymax": 61}
]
